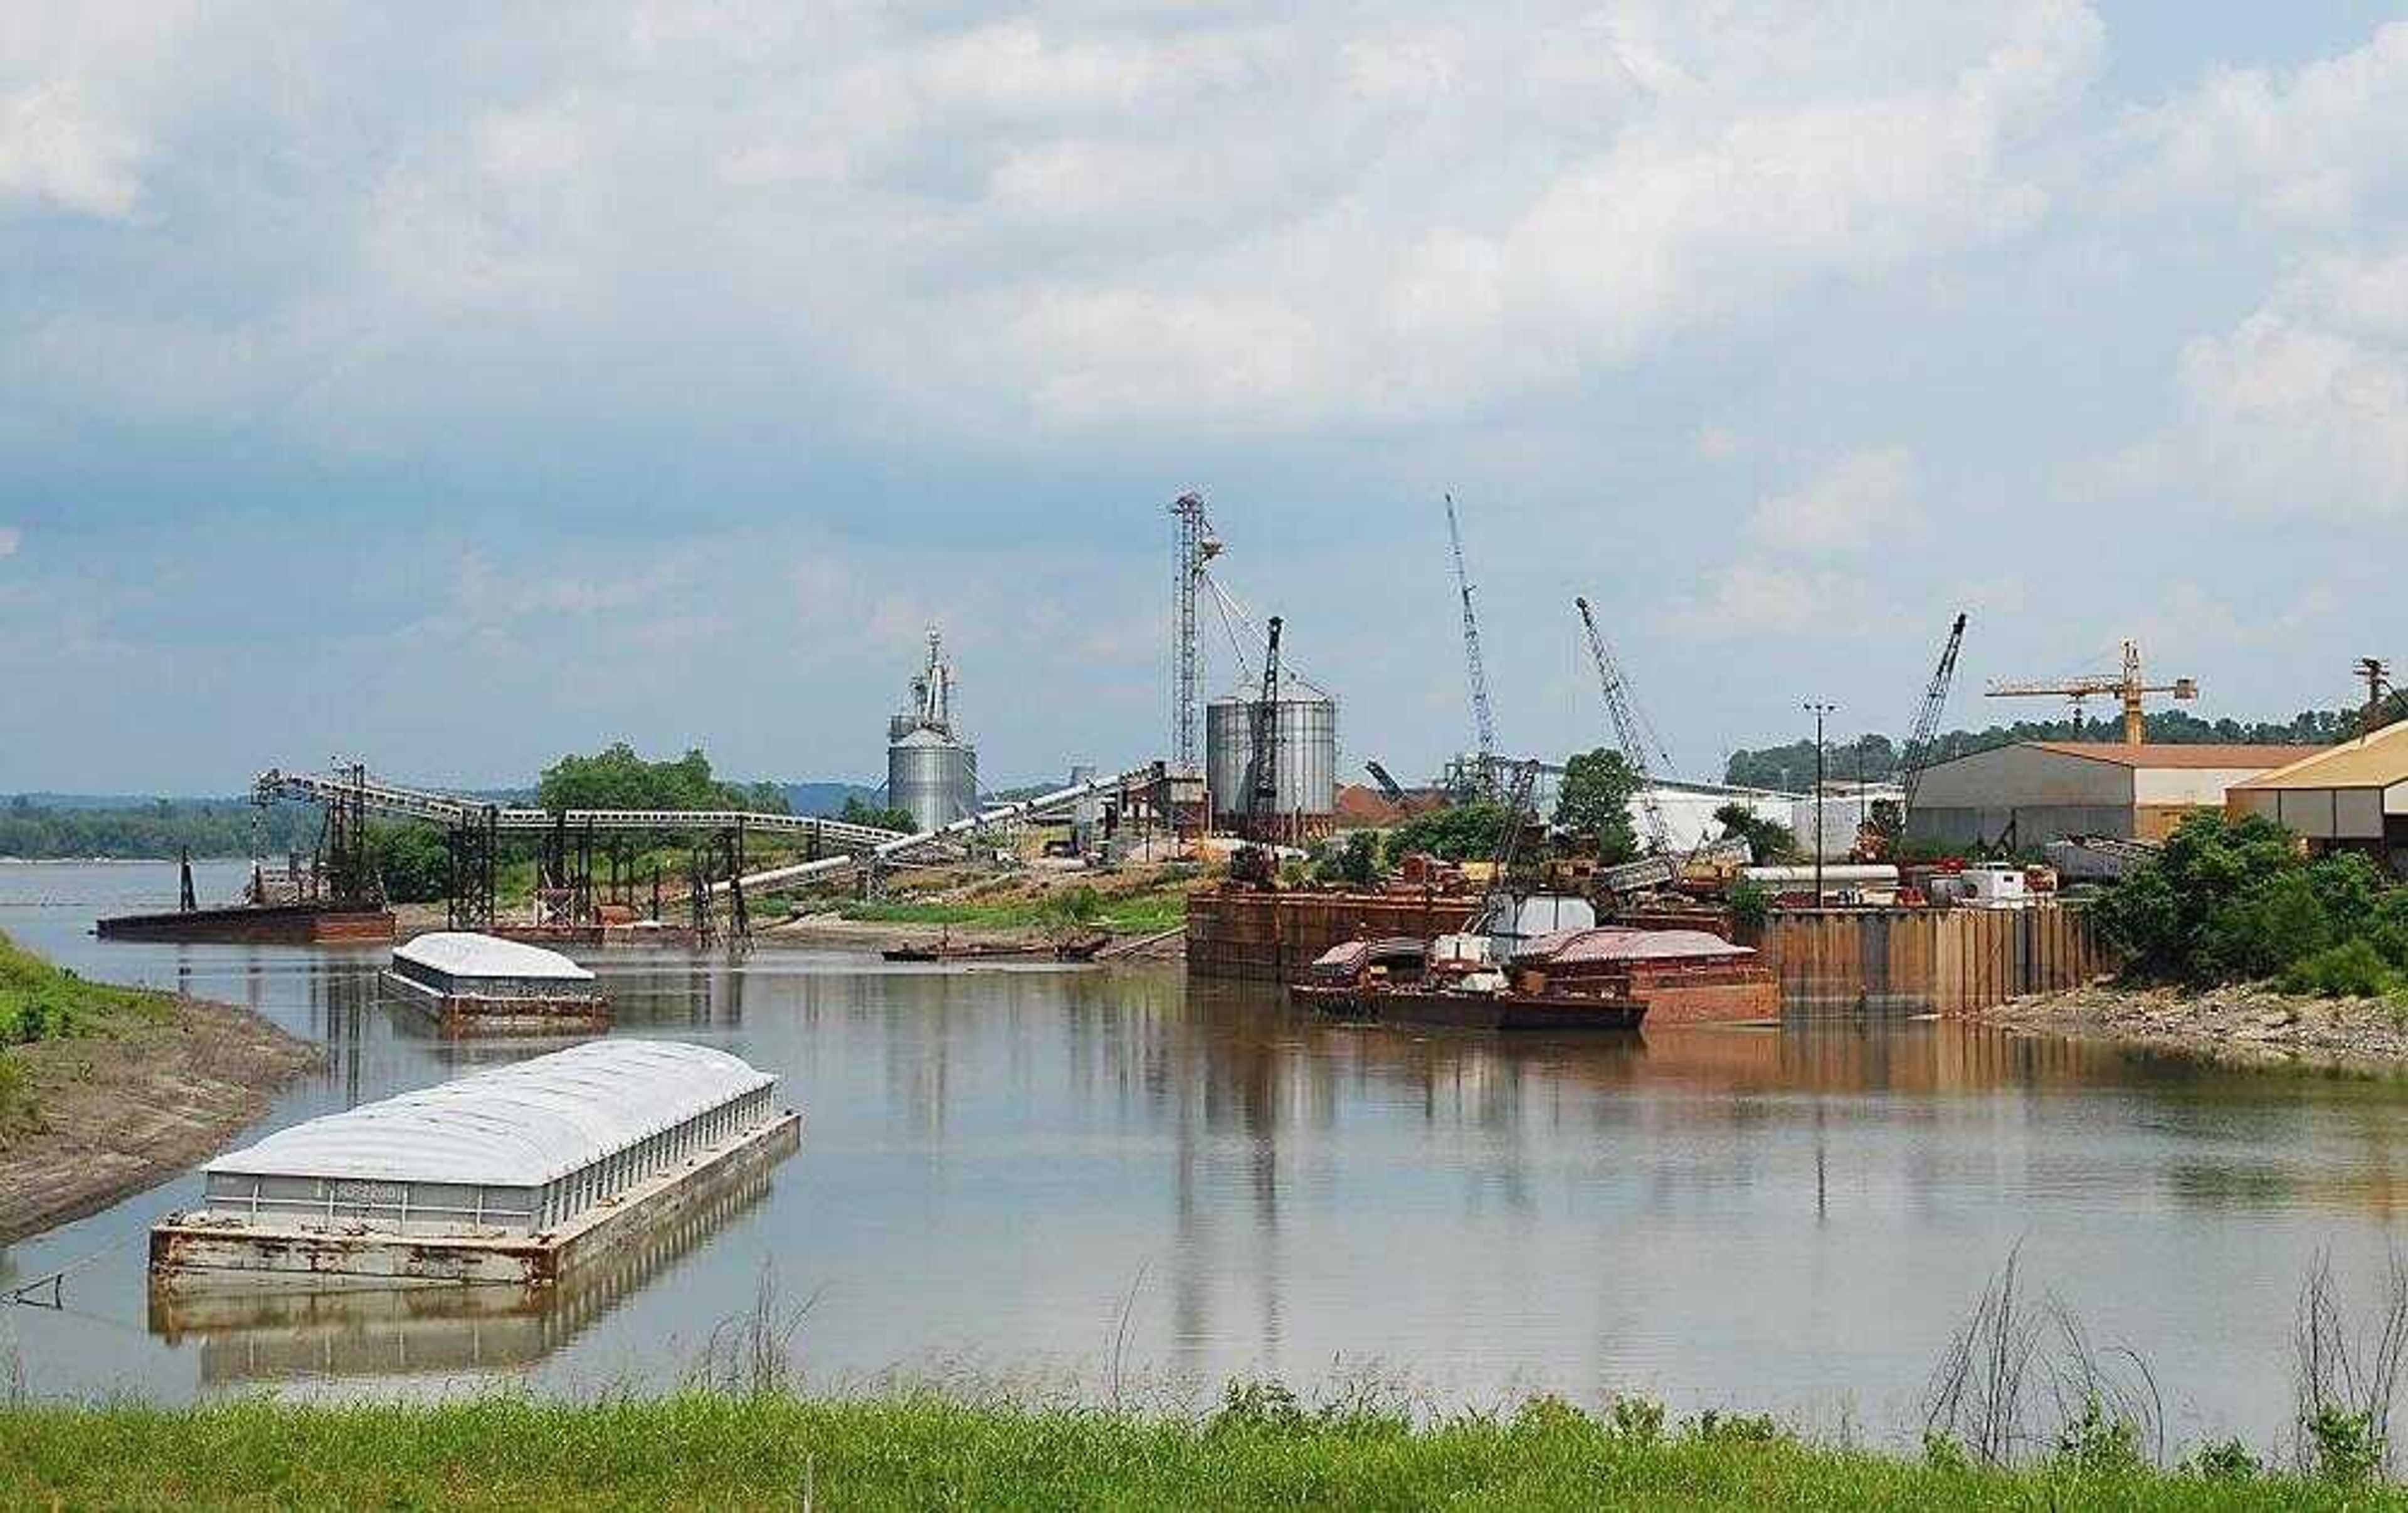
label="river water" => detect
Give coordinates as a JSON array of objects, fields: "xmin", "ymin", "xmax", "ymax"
[{"xmin": 6, "ymin": 860, "xmax": 2407, "ymax": 1447}]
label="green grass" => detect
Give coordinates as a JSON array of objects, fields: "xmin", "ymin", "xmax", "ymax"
[
  {"xmin": 0, "ymin": 1393, "xmax": 2389, "ymax": 1510},
  {"xmin": 837, "ymin": 885, "xmax": 1188, "ymax": 934},
  {"xmin": 0, "ymin": 926, "xmax": 172, "ymax": 1047}
]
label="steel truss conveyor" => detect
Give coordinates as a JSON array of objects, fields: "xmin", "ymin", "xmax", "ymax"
[{"xmin": 254, "ymin": 769, "xmax": 909, "ymax": 849}]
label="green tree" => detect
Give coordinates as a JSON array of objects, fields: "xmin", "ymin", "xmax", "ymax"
[
  {"xmin": 1713, "ymin": 802, "xmax": 1800, "ymax": 863},
  {"xmin": 536, "ymin": 743, "xmax": 789, "ymax": 815},
  {"xmin": 370, "ymin": 822, "xmax": 453, "ymax": 903},
  {"xmin": 1390, "ymin": 801, "xmax": 1513, "ymax": 863},
  {"xmin": 1554, "ymin": 748, "xmax": 1641, "ymax": 863},
  {"xmin": 839, "ymin": 795, "xmax": 916, "ymax": 832}
]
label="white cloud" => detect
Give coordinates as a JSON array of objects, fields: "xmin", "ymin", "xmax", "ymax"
[
  {"xmin": 0, "ymin": 1, "xmax": 2106, "ymax": 442},
  {"xmin": 1743, "ymin": 449, "xmax": 1916, "ymax": 554},
  {"xmin": 1658, "ymin": 561, "xmax": 1881, "ymax": 641},
  {"xmin": 0, "ymin": 524, "xmax": 18, "ymax": 558},
  {"xmin": 2175, "ymin": 244, "xmax": 2408, "ymax": 516},
  {"xmin": 0, "ymin": 6, "xmax": 201, "ymax": 220},
  {"xmin": 2123, "ymin": 22, "xmax": 2408, "ymax": 225}
]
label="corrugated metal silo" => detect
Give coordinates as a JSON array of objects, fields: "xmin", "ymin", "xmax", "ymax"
[
  {"xmin": 888, "ymin": 727, "xmax": 978, "ymax": 832},
  {"xmin": 1205, "ymin": 694, "xmax": 1337, "ymax": 836}
]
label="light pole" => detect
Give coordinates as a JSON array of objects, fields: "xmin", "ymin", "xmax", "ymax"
[{"xmin": 1805, "ymin": 701, "xmax": 1837, "ymax": 907}]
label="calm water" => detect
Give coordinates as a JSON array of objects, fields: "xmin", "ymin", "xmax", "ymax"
[{"xmin": 6, "ymin": 861, "xmax": 2408, "ymax": 1446}]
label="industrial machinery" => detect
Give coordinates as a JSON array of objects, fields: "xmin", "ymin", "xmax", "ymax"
[
  {"xmin": 1895, "ymin": 612, "xmax": 1969, "ymax": 833},
  {"xmin": 1244, "ymin": 616, "xmax": 1284, "ymax": 839},
  {"xmin": 1444, "ymin": 493, "xmax": 1499, "ymax": 797},
  {"xmin": 1170, "ymin": 491, "xmax": 1222, "ymax": 771},
  {"xmin": 1573, "ymin": 595, "xmax": 1671, "ymax": 857},
  {"xmin": 1364, "ymin": 760, "xmax": 1408, "ymax": 805},
  {"xmin": 887, "ymin": 629, "xmax": 978, "ymax": 832},
  {"xmin": 1987, "ymin": 640, "xmax": 2194, "ymax": 745}
]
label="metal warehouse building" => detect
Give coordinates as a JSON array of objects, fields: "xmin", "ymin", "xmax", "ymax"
[
  {"xmin": 2229, "ymin": 721, "xmax": 2408, "ymax": 864},
  {"xmin": 194, "ymin": 1039, "xmax": 782, "ymax": 1238},
  {"xmin": 1906, "ymin": 741, "xmax": 2325, "ymax": 849}
]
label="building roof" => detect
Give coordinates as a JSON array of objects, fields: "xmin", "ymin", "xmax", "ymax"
[
  {"xmin": 2231, "ymin": 721, "xmax": 2408, "ymax": 792},
  {"xmin": 2017, "ymin": 741, "xmax": 2328, "ymax": 770},
  {"xmin": 393, "ymin": 931, "xmax": 594, "ymax": 983},
  {"xmin": 208, "ymin": 1039, "xmax": 774, "ymax": 1189},
  {"xmin": 1514, "ymin": 926, "xmax": 1754, "ymax": 965}
]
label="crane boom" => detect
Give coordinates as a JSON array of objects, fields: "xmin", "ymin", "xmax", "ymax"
[
  {"xmin": 1987, "ymin": 639, "xmax": 2195, "ymax": 745},
  {"xmin": 1244, "ymin": 615, "xmax": 1284, "ymax": 837},
  {"xmin": 1444, "ymin": 494, "xmax": 1498, "ymax": 793},
  {"xmin": 1574, "ymin": 595, "xmax": 1671, "ymax": 856},
  {"xmin": 1898, "ymin": 613, "xmax": 1968, "ymax": 821}
]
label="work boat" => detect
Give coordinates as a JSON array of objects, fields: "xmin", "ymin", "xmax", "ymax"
[{"xmin": 1291, "ymin": 893, "xmax": 1651, "ymax": 1032}]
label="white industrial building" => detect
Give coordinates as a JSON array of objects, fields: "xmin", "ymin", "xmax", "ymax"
[
  {"xmin": 1908, "ymin": 741, "xmax": 2325, "ymax": 849},
  {"xmin": 1636, "ymin": 778, "xmax": 1800, "ymax": 852}
]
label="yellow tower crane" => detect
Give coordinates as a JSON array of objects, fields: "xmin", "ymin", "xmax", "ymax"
[{"xmin": 1985, "ymin": 640, "xmax": 2197, "ymax": 746}]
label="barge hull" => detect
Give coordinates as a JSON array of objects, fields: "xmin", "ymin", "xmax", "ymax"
[
  {"xmin": 97, "ymin": 903, "xmax": 396, "ymax": 945},
  {"xmin": 150, "ymin": 1110, "xmax": 800, "ymax": 1290}
]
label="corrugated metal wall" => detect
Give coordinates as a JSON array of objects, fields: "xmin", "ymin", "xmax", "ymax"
[{"xmin": 1749, "ymin": 906, "xmax": 2108, "ymax": 1015}]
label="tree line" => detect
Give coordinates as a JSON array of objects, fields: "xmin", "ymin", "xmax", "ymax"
[{"xmin": 1723, "ymin": 706, "xmax": 2369, "ymax": 792}]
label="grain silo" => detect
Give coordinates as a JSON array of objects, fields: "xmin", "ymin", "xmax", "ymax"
[
  {"xmin": 1205, "ymin": 689, "xmax": 1337, "ymax": 841},
  {"xmin": 886, "ymin": 630, "xmax": 979, "ymax": 832}
]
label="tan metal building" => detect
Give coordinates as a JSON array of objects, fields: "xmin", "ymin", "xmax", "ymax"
[
  {"xmin": 2227, "ymin": 722, "xmax": 2408, "ymax": 861},
  {"xmin": 1907, "ymin": 741, "xmax": 2326, "ymax": 849}
]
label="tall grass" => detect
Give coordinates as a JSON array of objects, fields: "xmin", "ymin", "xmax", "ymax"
[{"xmin": 4, "ymin": 1391, "xmax": 2390, "ymax": 1511}]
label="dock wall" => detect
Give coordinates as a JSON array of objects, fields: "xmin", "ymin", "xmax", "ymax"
[
  {"xmin": 1741, "ymin": 905, "xmax": 2110, "ymax": 1016},
  {"xmin": 1185, "ymin": 889, "xmax": 1479, "ymax": 984}
]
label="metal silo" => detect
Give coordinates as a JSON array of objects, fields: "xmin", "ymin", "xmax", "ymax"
[
  {"xmin": 888, "ymin": 727, "xmax": 978, "ymax": 832},
  {"xmin": 1205, "ymin": 693, "xmax": 1337, "ymax": 837},
  {"xmin": 885, "ymin": 629, "xmax": 978, "ymax": 832}
]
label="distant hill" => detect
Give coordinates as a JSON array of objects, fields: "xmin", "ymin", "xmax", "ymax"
[{"xmin": 778, "ymin": 781, "xmax": 885, "ymax": 816}]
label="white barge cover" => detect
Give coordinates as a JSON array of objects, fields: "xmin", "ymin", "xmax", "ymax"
[
  {"xmin": 391, "ymin": 931, "xmax": 595, "ymax": 983},
  {"xmin": 206, "ymin": 1039, "xmax": 773, "ymax": 1188}
]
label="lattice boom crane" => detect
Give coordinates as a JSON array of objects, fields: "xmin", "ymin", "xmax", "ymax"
[
  {"xmin": 1898, "ymin": 613, "xmax": 1968, "ymax": 822},
  {"xmin": 1444, "ymin": 493, "xmax": 1498, "ymax": 794},
  {"xmin": 1574, "ymin": 595, "xmax": 1671, "ymax": 857}
]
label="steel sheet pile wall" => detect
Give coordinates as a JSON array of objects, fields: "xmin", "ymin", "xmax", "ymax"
[
  {"xmin": 1186, "ymin": 889, "xmax": 1477, "ymax": 983},
  {"xmin": 1748, "ymin": 906, "xmax": 2109, "ymax": 1015}
]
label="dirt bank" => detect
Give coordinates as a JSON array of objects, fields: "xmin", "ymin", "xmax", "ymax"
[
  {"xmin": 1978, "ymin": 980, "xmax": 2408, "ymax": 1074},
  {"xmin": 0, "ymin": 996, "xmax": 320, "ymax": 1246}
]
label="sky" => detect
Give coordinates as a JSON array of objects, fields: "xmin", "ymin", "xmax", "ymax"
[{"xmin": 4, "ymin": 2, "xmax": 2407, "ymax": 794}]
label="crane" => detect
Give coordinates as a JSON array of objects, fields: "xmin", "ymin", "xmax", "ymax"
[
  {"xmin": 1363, "ymin": 760, "xmax": 1408, "ymax": 805},
  {"xmin": 1896, "ymin": 613, "xmax": 1969, "ymax": 826},
  {"xmin": 1244, "ymin": 615, "xmax": 1284, "ymax": 840},
  {"xmin": 1444, "ymin": 493, "xmax": 1499, "ymax": 796},
  {"xmin": 1987, "ymin": 639, "xmax": 2195, "ymax": 746},
  {"xmin": 1574, "ymin": 595, "xmax": 1671, "ymax": 857}
]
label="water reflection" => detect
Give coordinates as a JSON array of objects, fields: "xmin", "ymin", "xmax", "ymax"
[{"xmin": 11, "ymin": 861, "xmax": 2408, "ymax": 1445}]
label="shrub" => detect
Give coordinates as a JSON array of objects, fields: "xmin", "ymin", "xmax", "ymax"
[
  {"xmin": 2305, "ymin": 1403, "xmax": 2384, "ymax": 1485},
  {"xmin": 2051, "ymin": 1396, "xmax": 2144, "ymax": 1478},
  {"xmin": 2283, "ymin": 938, "xmax": 2399, "ymax": 999},
  {"xmin": 2184, "ymin": 1437, "xmax": 2261, "ymax": 1481},
  {"xmin": 1607, "ymin": 1396, "xmax": 1666, "ymax": 1443}
]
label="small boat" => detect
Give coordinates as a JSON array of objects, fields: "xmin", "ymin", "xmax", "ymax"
[{"xmin": 882, "ymin": 932, "xmax": 1114, "ymax": 964}]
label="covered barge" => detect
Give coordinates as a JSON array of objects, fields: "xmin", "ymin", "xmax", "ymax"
[
  {"xmin": 150, "ymin": 1039, "xmax": 800, "ymax": 1288},
  {"xmin": 383, "ymin": 932, "xmax": 610, "ymax": 1034}
]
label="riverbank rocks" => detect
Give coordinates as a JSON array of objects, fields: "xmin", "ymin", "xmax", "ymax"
[{"xmin": 1980, "ymin": 980, "xmax": 2408, "ymax": 1074}]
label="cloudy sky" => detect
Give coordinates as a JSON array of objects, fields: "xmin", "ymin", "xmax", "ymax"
[{"xmin": 4, "ymin": 2, "xmax": 2406, "ymax": 794}]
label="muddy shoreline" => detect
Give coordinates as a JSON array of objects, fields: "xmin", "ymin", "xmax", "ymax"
[
  {"xmin": 0, "ymin": 996, "xmax": 320, "ymax": 1248},
  {"xmin": 1977, "ymin": 980, "xmax": 2408, "ymax": 1076}
]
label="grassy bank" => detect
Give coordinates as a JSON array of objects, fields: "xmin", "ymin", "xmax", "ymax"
[
  {"xmin": 0, "ymin": 926, "xmax": 174, "ymax": 1129},
  {"xmin": 0, "ymin": 1393, "xmax": 2388, "ymax": 1511},
  {"xmin": 836, "ymin": 877, "xmax": 1191, "ymax": 935}
]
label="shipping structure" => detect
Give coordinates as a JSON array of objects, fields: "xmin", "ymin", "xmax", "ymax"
[
  {"xmin": 382, "ymin": 932, "xmax": 610, "ymax": 1035},
  {"xmin": 887, "ymin": 629, "xmax": 980, "ymax": 832},
  {"xmin": 150, "ymin": 1039, "xmax": 801, "ymax": 1289}
]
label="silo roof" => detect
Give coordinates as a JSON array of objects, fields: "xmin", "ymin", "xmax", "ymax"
[
  {"xmin": 205, "ymin": 1039, "xmax": 776, "ymax": 1188},
  {"xmin": 393, "ymin": 931, "xmax": 594, "ymax": 983}
]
